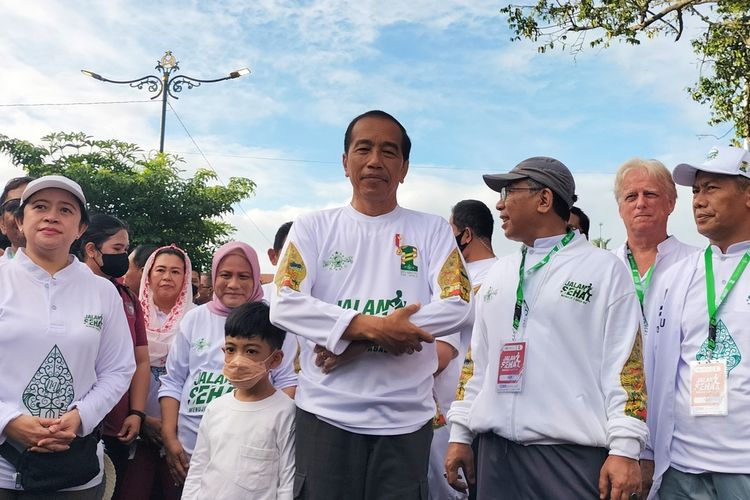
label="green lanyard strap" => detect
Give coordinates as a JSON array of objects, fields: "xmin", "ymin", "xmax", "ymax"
[
  {"xmin": 704, "ymin": 246, "xmax": 750, "ymax": 353},
  {"xmin": 513, "ymin": 231, "xmax": 575, "ymax": 332},
  {"xmin": 626, "ymin": 249, "xmax": 654, "ymax": 309}
]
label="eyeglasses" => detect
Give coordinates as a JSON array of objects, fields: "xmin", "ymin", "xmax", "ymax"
[
  {"xmin": 498, "ymin": 186, "xmax": 542, "ymax": 201},
  {"xmin": 1, "ymin": 198, "xmax": 20, "ymax": 214}
]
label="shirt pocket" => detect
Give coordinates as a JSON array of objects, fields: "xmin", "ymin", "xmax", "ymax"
[{"xmin": 233, "ymin": 445, "xmax": 279, "ymax": 492}]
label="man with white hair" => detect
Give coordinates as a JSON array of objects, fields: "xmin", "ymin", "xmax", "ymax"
[
  {"xmin": 612, "ymin": 158, "xmax": 699, "ymax": 493},
  {"xmin": 645, "ymin": 146, "xmax": 750, "ymax": 499}
]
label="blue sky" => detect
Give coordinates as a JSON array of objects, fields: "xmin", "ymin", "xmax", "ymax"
[{"xmin": 0, "ymin": 1, "xmax": 725, "ymax": 270}]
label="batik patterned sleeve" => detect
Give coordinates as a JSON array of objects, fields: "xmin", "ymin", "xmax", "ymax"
[
  {"xmin": 601, "ymin": 284, "xmax": 649, "ymax": 460},
  {"xmin": 270, "ymin": 215, "xmax": 358, "ymax": 355},
  {"xmin": 407, "ymin": 220, "xmax": 474, "ymax": 338}
]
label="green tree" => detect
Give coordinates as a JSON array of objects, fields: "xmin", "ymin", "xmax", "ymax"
[
  {"xmin": 0, "ymin": 132, "xmax": 255, "ymax": 269},
  {"xmin": 501, "ymin": 1, "xmax": 750, "ymax": 145}
]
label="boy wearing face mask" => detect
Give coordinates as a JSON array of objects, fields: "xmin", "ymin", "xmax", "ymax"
[{"xmin": 182, "ymin": 301, "xmax": 295, "ymax": 500}]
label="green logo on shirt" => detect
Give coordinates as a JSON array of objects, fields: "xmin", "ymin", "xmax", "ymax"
[
  {"xmin": 83, "ymin": 314, "xmax": 103, "ymax": 331},
  {"xmin": 192, "ymin": 338, "xmax": 210, "ymax": 353},
  {"xmin": 187, "ymin": 370, "xmax": 234, "ymax": 414},
  {"xmin": 338, "ymin": 290, "xmax": 406, "ymax": 316},
  {"xmin": 560, "ymin": 280, "xmax": 593, "ymax": 304},
  {"xmin": 323, "ymin": 251, "xmax": 353, "ymax": 271},
  {"xmin": 483, "ymin": 286, "xmax": 498, "ymax": 302},
  {"xmin": 696, "ymin": 319, "xmax": 741, "ymax": 373}
]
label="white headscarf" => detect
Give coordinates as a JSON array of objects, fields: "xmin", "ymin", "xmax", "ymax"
[{"xmin": 139, "ymin": 245, "xmax": 194, "ymax": 367}]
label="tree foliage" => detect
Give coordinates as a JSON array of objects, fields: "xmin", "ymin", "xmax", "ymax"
[
  {"xmin": 501, "ymin": 0, "xmax": 750, "ymax": 143},
  {"xmin": 0, "ymin": 132, "xmax": 256, "ymax": 269}
]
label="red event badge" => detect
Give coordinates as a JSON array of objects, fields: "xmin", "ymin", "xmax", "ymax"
[{"xmin": 496, "ymin": 341, "xmax": 527, "ymax": 393}]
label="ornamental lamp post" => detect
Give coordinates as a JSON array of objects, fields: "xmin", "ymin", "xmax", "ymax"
[{"xmin": 81, "ymin": 51, "xmax": 250, "ymax": 153}]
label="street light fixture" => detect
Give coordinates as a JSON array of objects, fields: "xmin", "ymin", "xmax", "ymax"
[{"xmin": 81, "ymin": 50, "xmax": 251, "ymax": 153}]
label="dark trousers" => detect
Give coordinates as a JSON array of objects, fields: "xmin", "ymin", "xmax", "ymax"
[
  {"xmin": 102, "ymin": 436, "xmax": 128, "ymax": 499},
  {"xmin": 476, "ymin": 432, "xmax": 608, "ymax": 500},
  {"xmin": 294, "ymin": 407, "xmax": 433, "ymax": 500}
]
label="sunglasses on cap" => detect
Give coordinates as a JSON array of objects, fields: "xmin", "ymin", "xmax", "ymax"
[{"xmin": 1, "ymin": 198, "xmax": 20, "ymax": 214}]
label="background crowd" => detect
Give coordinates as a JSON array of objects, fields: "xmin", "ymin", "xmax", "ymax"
[{"xmin": 0, "ymin": 110, "xmax": 748, "ymax": 500}]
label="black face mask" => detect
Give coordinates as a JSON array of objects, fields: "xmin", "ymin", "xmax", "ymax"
[
  {"xmin": 192, "ymin": 284, "xmax": 199, "ymax": 297},
  {"xmin": 99, "ymin": 252, "xmax": 130, "ymax": 278},
  {"xmin": 455, "ymin": 229, "xmax": 468, "ymax": 253}
]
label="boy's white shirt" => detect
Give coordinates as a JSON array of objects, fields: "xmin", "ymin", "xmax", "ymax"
[
  {"xmin": 182, "ymin": 390, "xmax": 296, "ymax": 500},
  {"xmin": 158, "ymin": 304, "xmax": 297, "ymax": 455}
]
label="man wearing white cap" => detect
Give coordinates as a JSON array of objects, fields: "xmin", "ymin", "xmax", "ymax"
[
  {"xmin": 645, "ymin": 146, "xmax": 750, "ymax": 499},
  {"xmin": 445, "ymin": 157, "xmax": 647, "ymax": 500}
]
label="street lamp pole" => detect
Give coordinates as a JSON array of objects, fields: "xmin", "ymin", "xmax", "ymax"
[{"xmin": 82, "ymin": 51, "xmax": 250, "ymax": 153}]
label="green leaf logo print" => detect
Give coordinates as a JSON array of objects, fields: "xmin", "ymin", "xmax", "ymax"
[
  {"xmin": 23, "ymin": 345, "xmax": 75, "ymax": 419},
  {"xmin": 696, "ymin": 319, "xmax": 742, "ymax": 373}
]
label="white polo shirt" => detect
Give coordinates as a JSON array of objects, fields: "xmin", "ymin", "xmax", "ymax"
[{"xmin": 0, "ymin": 250, "xmax": 135, "ymax": 490}]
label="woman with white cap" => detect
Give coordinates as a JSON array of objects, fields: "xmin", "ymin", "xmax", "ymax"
[{"xmin": 0, "ymin": 175, "xmax": 135, "ymax": 498}]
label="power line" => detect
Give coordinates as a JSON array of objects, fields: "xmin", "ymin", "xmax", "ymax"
[
  {"xmin": 167, "ymin": 102, "xmax": 273, "ymax": 246},
  {"xmin": 0, "ymin": 99, "xmax": 157, "ymax": 107}
]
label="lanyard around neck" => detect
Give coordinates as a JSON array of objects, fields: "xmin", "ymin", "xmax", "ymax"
[
  {"xmin": 704, "ymin": 246, "xmax": 750, "ymax": 353},
  {"xmin": 513, "ymin": 231, "xmax": 575, "ymax": 332},
  {"xmin": 626, "ymin": 249, "xmax": 654, "ymax": 308}
]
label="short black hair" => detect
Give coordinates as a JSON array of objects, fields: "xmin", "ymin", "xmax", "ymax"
[
  {"xmin": 273, "ymin": 221, "xmax": 293, "ymax": 253},
  {"xmin": 132, "ymin": 244, "xmax": 159, "ymax": 269},
  {"xmin": 225, "ymin": 301, "xmax": 286, "ymax": 350},
  {"xmin": 76, "ymin": 214, "xmax": 129, "ymax": 261},
  {"xmin": 1, "ymin": 176, "xmax": 35, "ymax": 205},
  {"xmin": 569, "ymin": 206, "xmax": 590, "ymax": 239},
  {"xmin": 451, "ymin": 200, "xmax": 494, "ymax": 241},
  {"xmin": 344, "ymin": 110, "xmax": 412, "ymax": 161}
]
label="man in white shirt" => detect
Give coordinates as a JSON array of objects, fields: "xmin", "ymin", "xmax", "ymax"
[
  {"xmin": 428, "ymin": 200, "xmax": 496, "ymax": 500},
  {"xmin": 270, "ymin": 110, "xmax": 473, "ymax": 500},
  {"xmin": 646, "ymin": 146, "xmax": 750, "ymax": 499},
  {"xmin": 445, "ymin": 157, "xmax": 647, "ymax": 500},
  {"xmin": 611, "ymin": 158, "xmax": 700, "ymax": 493},
  {"xmin": 0, "ymin": 176, "xmax": 33, "ymax": 264}
]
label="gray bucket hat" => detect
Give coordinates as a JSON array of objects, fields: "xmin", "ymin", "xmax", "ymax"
[{"xmin": 483, "ymin": 156, "xmax": 577, "ymax": 208}]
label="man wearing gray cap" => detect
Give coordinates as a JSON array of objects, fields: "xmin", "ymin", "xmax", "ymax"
[
  {"xmin": 644, "ymin": 146, "xmax": 750, "ymax": 499},
  {"xmin": 445, "ymin": 157, "xmax": 647, "ymax": 500}
]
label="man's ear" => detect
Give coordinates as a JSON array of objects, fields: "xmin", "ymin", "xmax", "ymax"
[
  {"xmin": 537, "ymin": 188, "xmax": 553, "ymax": 214},
  {"xmin": 343, "ymin": 153, "xmax": 350, "ymax": 178},
  {"xmin": 399, "ymin": 159, "xmax": 409, "ymax": 184}
]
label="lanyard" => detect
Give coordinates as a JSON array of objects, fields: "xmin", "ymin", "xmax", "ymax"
[
  {"xmin": 513, "ymin": 231, "xmax": 575, "ymax": 333},
  {"xmin": 626, "ymin": 249, "xmax": 654, "ymax": 308},
  {"xmin": 704, "ymin": 246, "xmax": 750, "ymax": 354}
]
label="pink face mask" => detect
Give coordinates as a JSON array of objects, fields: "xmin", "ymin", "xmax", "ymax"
[{"xmin": 223, "ymin": 351, "xmax": 277, "ymax": 390}]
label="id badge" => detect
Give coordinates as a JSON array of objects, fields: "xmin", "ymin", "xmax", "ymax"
[
  {"xmin": 689, "ymin": 358, "xmax": 728, "ymax": 416},
  {"xmin": 496, "ymin": 341, "xmax": 527, "ymax": 393}
]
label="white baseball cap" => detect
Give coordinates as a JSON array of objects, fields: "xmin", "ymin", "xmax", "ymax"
[
  {"xmin": 673, "ymin": 146, "xmax": 750, "ymax": 186},
  {"xmin": 20, "ymin": 175, "xmax": 87, "ymax": 207}
]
